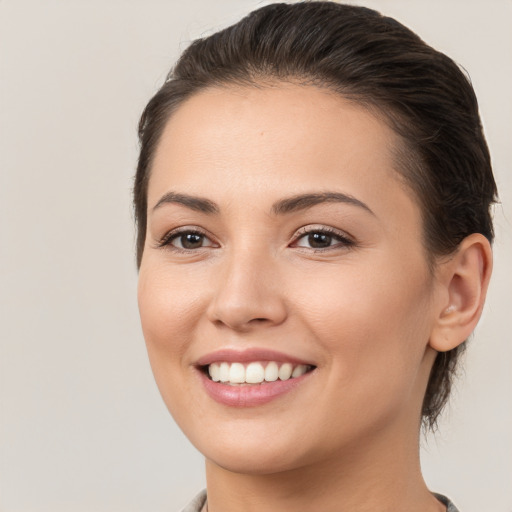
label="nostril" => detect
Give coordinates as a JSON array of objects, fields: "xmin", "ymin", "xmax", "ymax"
[{"xmin": 207, "ymin": 289, "xmax": 288, "ymax": 330}]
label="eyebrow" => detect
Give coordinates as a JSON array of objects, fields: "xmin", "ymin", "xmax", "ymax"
[
  {"xmin": 271, "ymin": 192, "xmax": 375, "ymax": 216},
  {"xmin": 151, "ymin": 191, "xmax": 374, "ymax": 216},
  {"xmin": 152, "ymin": 191, "xmax": 219, "ymax": 214}
]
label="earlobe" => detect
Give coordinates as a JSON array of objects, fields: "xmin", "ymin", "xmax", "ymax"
[{"xmin": 429, "ymin": 233, "xmax": 493, "ymax": 352}]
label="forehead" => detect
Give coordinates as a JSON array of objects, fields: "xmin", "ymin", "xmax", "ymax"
[{"xmin": 149, "ymin": 83, "xmax": 416, "ymax": 223}]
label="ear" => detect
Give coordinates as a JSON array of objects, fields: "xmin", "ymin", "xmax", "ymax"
[{"xmin": 429, "ymin": 233, "xmax": 493, "ymax": 352}]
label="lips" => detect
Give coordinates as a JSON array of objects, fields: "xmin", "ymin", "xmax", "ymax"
[{"xmin": 196, "ymin": 349, "xmax": 316, "ymax": 407}]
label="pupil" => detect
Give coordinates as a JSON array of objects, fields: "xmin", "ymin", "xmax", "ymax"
[
  {"xmin": 308, "ymin": 232, "xmax": 331, "ymax": 248},
  {"xmin": 182, "ymin": 233, "xmax": 203, "ymax": 249}
]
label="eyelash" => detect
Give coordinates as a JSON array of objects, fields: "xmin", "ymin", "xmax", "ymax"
[
  {"xmin": 156, "ymin": 227, "xmax": 216, "ymax": 253},
  {"xmin": 291, "ymin": 226, "xmax": 355, "ymax": 252},
  {"xmin": 156, "ymin": 226, "xmax": 355, "ymax": 253}
]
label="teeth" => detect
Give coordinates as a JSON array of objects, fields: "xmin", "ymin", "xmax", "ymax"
[
  {"xmin": 219, "ymin": 362, "xmax": 230, "ymax": 383},
  {"xmin": 207, "ymin": 361, "xmax": 311, "ymax": 385},
  {"xmin": 246, "ymin": 362, "xmax": 264, "ymax": 384},
  {"xmin": 278, "ymin": 363, "xmax": 293, "ymax": 380},
  {"xmin": 209, "ymin": 363, "xmax": 220, "ymax": 382},
  {"xmin": 229, "ymin": 362, "xmax": 245, "ymax": 384},
  {"xmin": 264, "ymin": 361, "xmax": 279, "ymax": 382},
  {"xmin": 291, "ymin": 364, "xmax": 308, "ymax": 378}
]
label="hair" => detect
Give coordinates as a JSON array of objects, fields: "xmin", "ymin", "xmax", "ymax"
[{"xmin": 133, "ymin": 1, "xmax": 497, "ymax": 429}]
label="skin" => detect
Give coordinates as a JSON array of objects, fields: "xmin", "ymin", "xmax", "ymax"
[{"xmin": 137, "ymin": 84, "xmax": 492, "ymax": 511}]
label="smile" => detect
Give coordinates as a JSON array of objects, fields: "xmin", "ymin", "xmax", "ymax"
[
  {"xmin": 207, "ymin": 361, "xmax": 311, "ymax": 385},
  {"xmin": 196, "ymin": 349, "xmax": 317, "ymax": 407}
]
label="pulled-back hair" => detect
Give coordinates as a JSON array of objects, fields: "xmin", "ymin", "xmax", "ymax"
[{"xmin": 134, "ymin": 1, "xmax": 497, "ymax": 429}]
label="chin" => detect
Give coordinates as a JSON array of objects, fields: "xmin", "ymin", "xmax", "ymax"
[
  {"xmin": 204, "ymin": 443, "xmax": 310, "ymax": 476},
  {"xmin": 182, "ymin": 419, "xmax": 316, "ymax": 475}
]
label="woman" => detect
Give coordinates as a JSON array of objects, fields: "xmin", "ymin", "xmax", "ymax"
[{"xmin": 134, "ymin": 2, "xmax": 496, "ymax": 511}]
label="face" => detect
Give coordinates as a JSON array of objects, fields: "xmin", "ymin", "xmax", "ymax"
[{"xmin": 138, "ymin": 84, "xmax": 439, "ymax": 475}]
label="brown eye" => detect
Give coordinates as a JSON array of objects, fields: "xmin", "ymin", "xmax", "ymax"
[
  {"xmin": 179, "ymin": 233, "xmax": 204, "ymax": 249},
  {"xmin": 167, "ymin": 231, "xmax": 215, "ymax": 250},
  {"xmin": 307, "ymin": 232, "xmax": 333, "ymax": 248},
  {"xmin": 293, "ymin": 228, "xmax": 354, "ymax": 250}
]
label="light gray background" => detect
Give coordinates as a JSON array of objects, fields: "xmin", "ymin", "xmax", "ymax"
[{"xmin": 0, "ymin": 1, "xmax": 510, "ymax": 511}]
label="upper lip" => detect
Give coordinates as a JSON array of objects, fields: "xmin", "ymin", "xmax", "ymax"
[{"xmin": 196, "ymin": 348, "xmax": 315, "ymax": 367}]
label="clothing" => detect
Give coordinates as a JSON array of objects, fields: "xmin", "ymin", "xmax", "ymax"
[
  {"xmin": 180, "ymin": 489, "xmax": 460, "ymax": 511},
  {"xmin": 434, "ymin": 493, "xmax": 460, "ymax": 512},
  {"xmin": 181, "ymin": 489, "xmax": 206, "ymax": 512}
]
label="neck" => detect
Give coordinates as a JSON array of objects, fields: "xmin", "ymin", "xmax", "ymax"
[{"xmin": 204, "ymin": 419, "xmax": 444, "ymax": 512}]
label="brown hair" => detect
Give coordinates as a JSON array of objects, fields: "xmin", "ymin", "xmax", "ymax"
[{"xmin": 134, "ymin": 1, "xmax": 497, "ymax": 429}]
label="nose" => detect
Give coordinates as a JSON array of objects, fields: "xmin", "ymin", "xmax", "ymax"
[{"xmin": 206, "ymin": 249, "xmax": 288, "ymax": 332}]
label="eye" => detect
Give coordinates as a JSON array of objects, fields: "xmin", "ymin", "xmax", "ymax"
[
  {"xmin": 292, "ymin": 228, "xmax": 354, "ymax": 250},
  {"xmin": 159, "ymin": 229, "xmax": 217, "ymax": 251}
]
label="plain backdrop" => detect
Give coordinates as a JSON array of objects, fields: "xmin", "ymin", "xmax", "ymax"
[{"xmin": 0, "ymin": 1, "xmax": 511, "ymax": 511}]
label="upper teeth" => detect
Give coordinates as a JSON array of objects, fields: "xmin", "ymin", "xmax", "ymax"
[{"xmin": 208, "ymin": 361, "xmax": 309, "ymax": 385}]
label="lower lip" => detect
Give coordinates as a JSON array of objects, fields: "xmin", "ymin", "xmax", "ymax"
[{"xmin": 199, "ymin": 370, "xmax": 312, "ymax": 407}]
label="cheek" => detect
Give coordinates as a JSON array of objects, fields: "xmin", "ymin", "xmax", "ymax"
[
  {"xmin": 137, "ymin": 262, "xmax": 206, "ymax": 402},
  {"xmin": 138, "ymin": 262, "xmax": 202, "ymax": 347},
  {"xmin": 137, "ymin": 263, "xmax": 211, "ymax": 427},
  {"xmin": 294, "ymin": 258, "xmax": 433, "ymax": 399}
]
